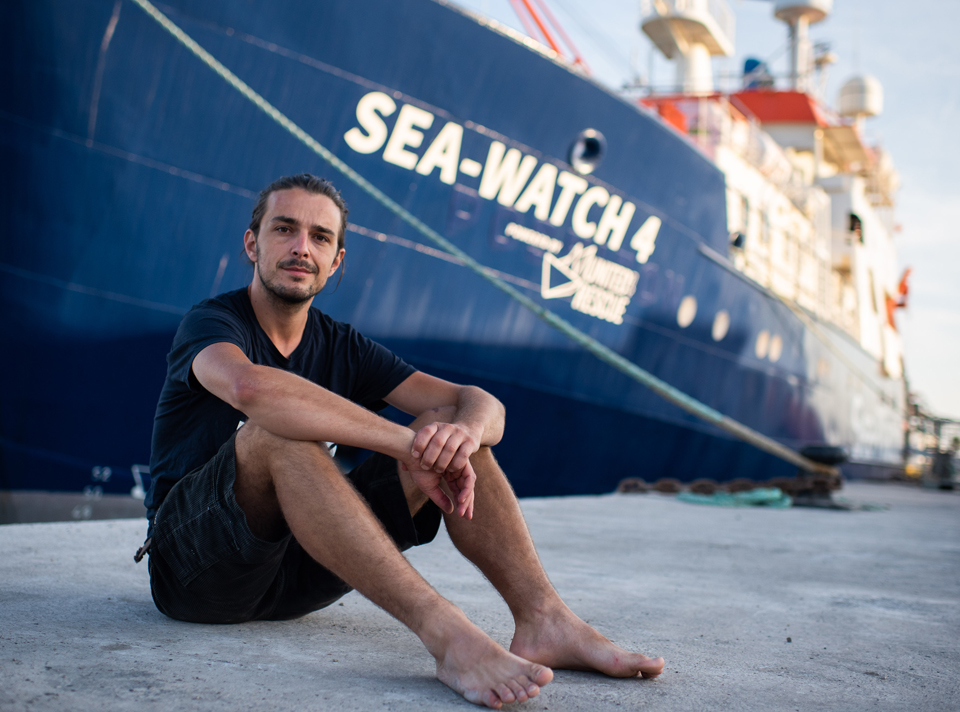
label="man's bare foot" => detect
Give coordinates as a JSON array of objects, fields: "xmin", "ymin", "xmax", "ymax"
[
  {"xmin": 510, "ymin": 604, "xmax": 665, "ymax": 680},
  {"xmin": 425, "ymin": 613, "xmax": 554, "ymax": 708}
]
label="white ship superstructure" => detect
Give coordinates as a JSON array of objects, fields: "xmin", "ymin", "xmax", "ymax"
[{"xmin": 640, "ymin": 0, "xmax": 907, "ymax": 422}]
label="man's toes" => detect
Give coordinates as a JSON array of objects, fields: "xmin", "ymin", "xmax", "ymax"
[
  {"xmin": 639, "ymin": 656, "xmax": 665, "ymax": 678},
  {"xmin": 508, "ymin": 681, "xmax": 528, "ymax": 702},
  {"xmin": 513, "ymin": 674, "xmax": 541, "ymax": 700},
  {"xmin": 483, "ymin": 690, "xmax": 504, "ymax": 709},
  {"xmin": 495, "ymin": 684, "xmax": 516, "ymax": 704},
  {"xmin": 531, "ymin": 664, "xmax": 554, "ymax": 686}
]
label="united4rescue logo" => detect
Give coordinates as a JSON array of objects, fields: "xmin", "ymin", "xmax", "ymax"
[{"xmin": 541, "ymin": 243, "xmax": 639, "ymax": 325}]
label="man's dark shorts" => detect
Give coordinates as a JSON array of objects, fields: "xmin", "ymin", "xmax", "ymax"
[{"xmin": 148, "ymin": 431, "xmax": 442, "ymax": 624}]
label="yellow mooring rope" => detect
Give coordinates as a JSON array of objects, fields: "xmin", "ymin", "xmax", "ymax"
[{"xmin": 129, "ymin": 0, "xmax": 838, "ymax": 477}]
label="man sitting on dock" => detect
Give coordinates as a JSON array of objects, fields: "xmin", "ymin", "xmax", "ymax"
[{"xmin": 142, "ymin": 173, "xmax": 664, "ymax": 708}]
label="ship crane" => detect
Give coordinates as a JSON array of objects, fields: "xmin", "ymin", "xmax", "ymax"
[{"xmin": 507, "ymin": 0, "xmax": 590, "ymax": 73}]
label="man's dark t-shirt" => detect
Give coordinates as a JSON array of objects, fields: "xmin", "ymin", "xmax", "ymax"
[{"xmin": 145, "ymin": 288, "xmax": 416, "ymax": 523}]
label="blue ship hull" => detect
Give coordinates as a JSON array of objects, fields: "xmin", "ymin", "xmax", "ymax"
[{"xmin": 0, "ymin": 0, "xmax": 905, "ymax": 500}]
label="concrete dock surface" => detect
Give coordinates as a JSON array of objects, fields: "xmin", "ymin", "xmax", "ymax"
[{"xmin": 1, "ymin": 481, "xmax": 958, "ymax": 711}]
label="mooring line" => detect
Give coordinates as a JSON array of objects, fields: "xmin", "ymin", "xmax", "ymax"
[{"xmin": 129, "ymin": 0, "xmax": 836, "ymax": 476}]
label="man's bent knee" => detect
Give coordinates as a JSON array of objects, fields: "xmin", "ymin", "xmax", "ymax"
[
  {"xmin": 235, "ymin": 423, "xmax": 335, "ymax": 472},
  {"xmin": 233, "ymin": 424, "xmax": 336, "ymax": 505}
]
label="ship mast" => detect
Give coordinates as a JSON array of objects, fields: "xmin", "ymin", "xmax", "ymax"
[
  {"xmin": 640, "ymin": 0, "xmax": 735, "ymax": 94},
  {"xmin": 774, "ymin": 0, "xmax": 833, "ymax": 93}
]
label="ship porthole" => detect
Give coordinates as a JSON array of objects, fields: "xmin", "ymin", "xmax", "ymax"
[
  {"xmin": 769, "ymin": 334, "xmax": 783, "ymax": 362},
  {"xmin": 677, "ymin": 295, "xmax": 697, "ymax": 328},
  {"xmin": 569, "ymin": 129, "xmax": 606, "ymax": 175},
  {"xmin": 755, "ymin": 330, "xmax": 770, "ymax": 359},
  {"xmin": 711, "ymin": 310, "xmax": 730, "ymax": 341}
]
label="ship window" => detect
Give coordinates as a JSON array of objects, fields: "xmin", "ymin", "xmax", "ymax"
[
  {"xmin": 569, "ymin": 129, "xmax": 606, "ymax": 175},
  {"xmin": 849, "ymin": 213, "xmax": 863, "ymax": 244}
]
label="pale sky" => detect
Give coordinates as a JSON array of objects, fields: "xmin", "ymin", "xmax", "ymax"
[{"xmin": 455, "ymin": 0, "xmax": 960, "ymax": 420}]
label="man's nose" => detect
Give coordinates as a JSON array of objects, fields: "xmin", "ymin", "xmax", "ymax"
[{"xmin": 291, "ymin": 229, "xmax": 312, "ymax": 256}]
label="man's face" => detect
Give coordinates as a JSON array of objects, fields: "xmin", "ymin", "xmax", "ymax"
[{"xmin": 244, "ymin": 188, "xmax": 345, "ymax": 305}]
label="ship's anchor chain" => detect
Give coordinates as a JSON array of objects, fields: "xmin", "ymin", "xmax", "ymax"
[{"xmin": 130, "ymin": 0, "xmax": 839, "ymax": 479}]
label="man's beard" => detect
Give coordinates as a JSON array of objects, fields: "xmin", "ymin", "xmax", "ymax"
[{"xmin": 257, "ymin": 247, "xmax": 324, "ymax": 305}]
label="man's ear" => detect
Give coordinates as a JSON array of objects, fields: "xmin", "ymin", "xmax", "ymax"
[
  {"xmin": 243, "ymin": 229, "xmax": 258, "ymax": 263},
  {"xmin": 329, "ymin": 247, "xmax": 345, "ymax": 275}
]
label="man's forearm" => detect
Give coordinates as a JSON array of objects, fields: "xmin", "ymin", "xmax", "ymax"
[{"xmin": 233, "ymin": 364, "xmax": 414, "ymax": 459}]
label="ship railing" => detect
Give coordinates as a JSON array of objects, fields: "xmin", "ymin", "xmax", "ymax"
[
  {"xmin": 718, "ymin": 97, "xmax": 834, "ymax": 321},
  {"xmin": 644, "ymin": 94, "xmax": 798, "ymax": 187},
  {"xmin": 648, "ymin": 93, "xmax": 827, "ymax": 212},
  {"xmin": 705, "ymin": 97, "xmax": 835, "ymax": 248},
  {"xmin": 640, "ymin": 92, "xmax": 837, "ymax": 322}
]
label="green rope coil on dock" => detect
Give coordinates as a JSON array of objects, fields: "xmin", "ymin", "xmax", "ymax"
[
  {"xmin": 677, "ymin": 488, "xmax": 793, "ymax": 508},
  {"xmin": 129, "ymin": 0, "xmax": 838, "ymax": 477}
]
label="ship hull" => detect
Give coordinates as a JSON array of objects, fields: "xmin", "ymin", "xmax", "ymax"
[{"xmin": 0, "ymin": 0, "xmax": 904, "ymax": 501}]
